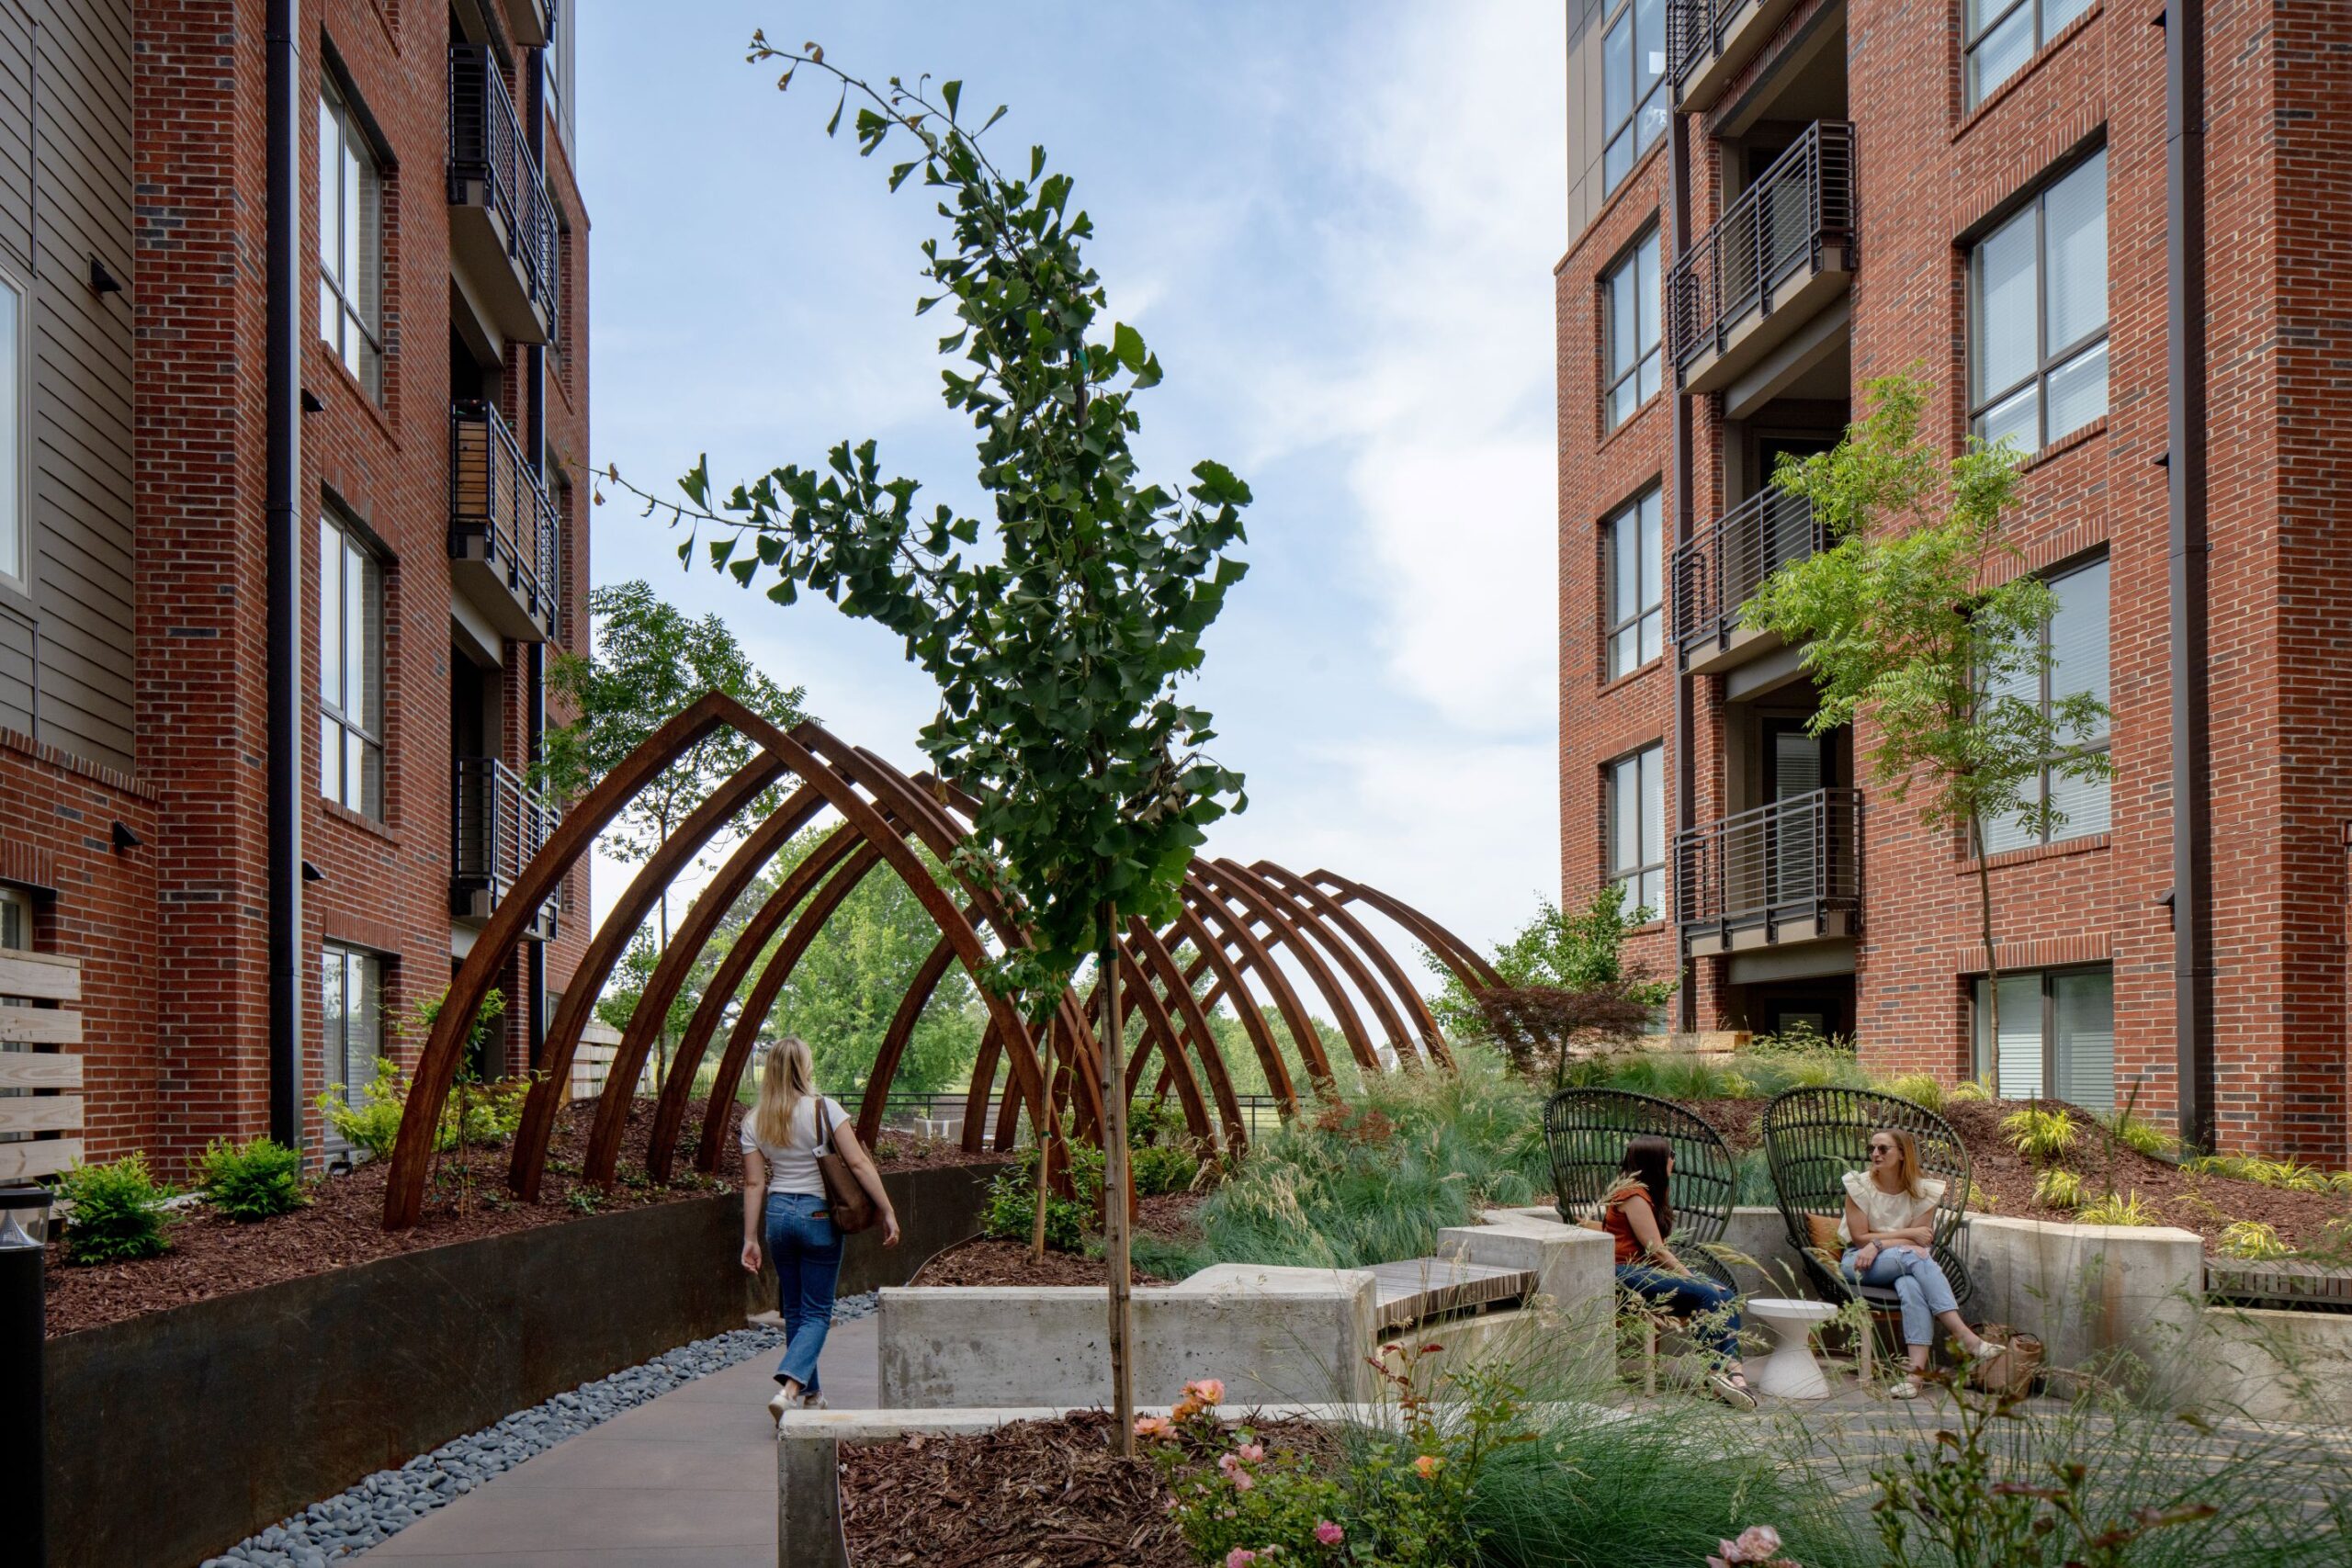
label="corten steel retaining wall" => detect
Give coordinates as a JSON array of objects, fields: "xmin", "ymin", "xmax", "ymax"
[{"xmin": 43, "ymin": 1161, "xmax": 996, "ymax": 1568}]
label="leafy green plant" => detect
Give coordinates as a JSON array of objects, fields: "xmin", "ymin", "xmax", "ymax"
[
  {"xmin": 2098, "ymin": 1106, "xmax": 2176, "ymax": 1159},
  {"xmin": 982, "ymin": 1140, "xmax": 1104, "ymax": 1254},
  {"xmin": 1129, "ymin": 1141, "xmax": 1199, "ymax": 1198},
  {"xmin": 2075, "ymin": 1190, "xmax": 2158, "ymax": 1226},
  {"xmin": 1746, "ymin": 1020, "xmax": 1856, "ymax": 1057},
  {"xmin": 1127, "ymin": 1094, "xmax": 1186, "ymax": 1150},
  {"xmin": 1946, "ymin": 1075, "xmax": 1993, "ymax": 1103},
  {"xmin": 2033, "ymin": 1168, "xmax": 2086, "ymax": 1210},
  {"xmin": 565, "ymin": 1188, "xmax": 603, "ymax": 1215},
  {"xmin": 2001, "ymin": 1104, "xmax": 2080, "ymax": 1160},
  {"xmin": 316, "ymin": 1055, "xmax": 410, "ymax": 1158},
  {"xmin": 1144, "ymin": 1380, "xmax": 1347, "ymax": 1565},
  {"xmin": 57, "ymin": 1153, "xmax": 174, "ymax": 1264},
  {"xmin": 196, "ymin": 1136, "xmax": 307, "ymax": 1222},
  {"xmin": 1878, "ymin": 1072, "xmax": 1944, "ymax": 1111},
  {"xmin": 1442, "ymin": 886, "xmax": 1679, "ymax": 1090},
  {"xmin": 1964, "ymin": 1178, "xmax": 1999, "ymax": 1212},
  {"xmin": 2180, "ymin": 1153, "xmax": 2341, "ymax": 1192},
  {"xmin": 2217, "ymin": 1220, "xmax": 2291, "ymax": 1261}
]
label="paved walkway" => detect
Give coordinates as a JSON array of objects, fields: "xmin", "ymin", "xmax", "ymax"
[{"xmin": 349, "ymin": 1318, "xmax": 876, "ymax": 1566}]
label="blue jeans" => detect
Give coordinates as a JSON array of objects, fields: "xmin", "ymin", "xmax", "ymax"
[
  {"xmin": 764, "ymin": 1191, "xmax": 843, "ymax": 1391},
  {"xmin": 1841, "ymin": 1246, "xmax": 1959, "ymax": 1348},
  {"xmin": 1616, "ymin": 1264, "xmax": 1743, "ymax": 1365}
]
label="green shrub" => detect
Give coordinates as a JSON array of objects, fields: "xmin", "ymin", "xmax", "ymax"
[
  {"xmin": 1129, "ymin": 1141, "xmax": 1199, "ymax": 1198},
  {"xmin": 981, "ymin": 1142, "xmax": 1104, "ymax": 1253},
  {"xmin": 1743, "ymin": 1019, "xmax": 1856, "ymax": 1057},
  {"xmin": 1878, "ymin": 1071, "xmax": 1945, "ymax": 1111},
  {"xmin": 316, "ymin": 1055, "xmax": 410, "ymax": 1157},
  {"xmin": 2032, "ymin": 1167, "xmax": 2085, "ymax": 1210},
  {"xmin": 58, "ymin": 1153, "xmax": 174, "ymax": 1264},
  {"xmin": 2183, "ymin": 1153, "xmax": 2343, "ymax": 1193},
  {"xmin": 2098, "ymin": 1106, "xmax": 2177, "ymax": 1159},
  {"xmin": 2075, "ymin": 1190, "xmax": 2158, "ymax": 1226},
  {"xmin": 2217, "ymin": 1220, "xmax": 2291, "ymax": 1261},
  {"xmin": 197, "ymin": 1135, "xmax": 307, "ymax": 1222},
  {"xmin": 2000, "ymin": 1104, "xmax": 2079, "ymax": 1160},
  {"xmin": 1945, "ymin": 1075, "xmax": 1993, "ymax": 1103},
  {"xmin": 1126, "ymin": 1094, "xmax": 1186, "ymax": 1149}
]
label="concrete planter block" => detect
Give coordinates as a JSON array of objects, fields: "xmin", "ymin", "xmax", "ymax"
[
  {"xmin": 1957, "ymin": 1214, "xmax": 2205, "ymax": 1377},
  {"xmin": 2190, "ymin": 1305, "xmax": 2352, "ymax": 1424},
  {"xmin": 877, "ymin": 1267, "xmax": 1378, "ymax": 1410}
]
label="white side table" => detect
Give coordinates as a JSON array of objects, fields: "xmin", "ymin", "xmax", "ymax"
[{"xmin": 1747, "ymin": 1296, "xmax": 1838, "ymax": 1400}]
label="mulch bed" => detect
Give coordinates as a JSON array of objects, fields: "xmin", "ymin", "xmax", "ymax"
[
  {"xmin": 910, "ymin": 1235, "xmax": 1173, "ymax": 1288},
  {"xmin": 842, "ymin": 1410, "xmax": 1333, "ymax": 1568},
  {"xmin": 1682, "ymin": 1092, "xmax": 2347, "ymax": 1253},
  {"xmin": 42, "ymin": 1098, "xmax": 1012, "ymax": 1338}
]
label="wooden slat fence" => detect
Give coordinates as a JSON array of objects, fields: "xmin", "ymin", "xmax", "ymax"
[{"xmin": 0, "ymin": 947, "xmax": 83, "ymax": 1179}]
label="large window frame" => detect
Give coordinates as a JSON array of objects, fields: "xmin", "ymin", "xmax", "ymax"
[
  {"xmin": 1600, "ymin": 0, "xmax": 1668, "ymax": 197},
  {"xmin": 1980, "ymin": 554, "xmax": 2109, "ymax": 854},
  {"xmin": 1602, "ymin": 228, "xmax": 1662, "ymax": 431},
  {"xmin": 318, "ymin": 512, "xmax": 385, "ymax": 818},
  {"xmin": 1964, "ymin": 0, "xmax": 2096, "ymax": 109},
  {"xmin": 318, "ymin": 74, "xmax": 386, "ymax": 400},
  {"xmin": 1972, "ymin": 964, "xmax": 2114, "ymax": 1109},
  {"xmin": 1607, "ymin": 742, "xmax": 1667, "ymax": 923},
  {"xmin": 1605, "ymin": 486, "xmax": 1664, "ymax": 679},
  {"xmin": 322, "ymin": 942, "xmax": 385, "ymax": 1116},
  {"xmin": 1968, "ymin": 149, "xmax": 2107, "ymax": 455}
]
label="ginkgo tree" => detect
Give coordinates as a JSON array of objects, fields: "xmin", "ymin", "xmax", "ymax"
[{"xmin": 602, "ymin": 39, "xmax": 1252, "ymax": 1455}]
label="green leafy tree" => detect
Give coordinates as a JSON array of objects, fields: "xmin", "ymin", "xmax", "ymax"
[
  {"xmin": 1428, "ymin": 886, "xmax": 1677, "ymax": 1091},
  {"xmin": 539, "ymin": 579, "xmax": 808, "ymax": 1084},
  {"xmin": 604, "ymin": 45, "xmax": 1251, "ymax": 1453},
  {"xmin": 1741, "ymin": 376, "xmax": 2109, "ymax": 1058}
]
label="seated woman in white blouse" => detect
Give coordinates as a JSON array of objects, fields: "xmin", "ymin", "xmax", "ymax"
[{"xmin": 1840, "ymin": 1127, "xmax": 2004, "ymax": 1398}]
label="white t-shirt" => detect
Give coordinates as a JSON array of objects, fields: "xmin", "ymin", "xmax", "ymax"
[
  {"xmin": 739, "ymin": 1095, "xmax": 852, "ymax": 1198},
  {"xmin": 1838, "ymin": 1168, "xmax": 1946, "ymax": 1247}
]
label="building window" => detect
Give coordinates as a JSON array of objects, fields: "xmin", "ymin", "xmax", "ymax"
[
  {"xmin": 1600, "ymin": 0, "xmax": 1668, "ymax": 196},
  {"xmin": 1970, "ymin": 149, "xmax": 2106, "ymax": 454},
  {"xmin": 318, "ymin": 513, "xmax": 385, "ymax": 818},
  {"xmin": 1965, "ymin": 0, "xmax": 2096, "ymax": 108},
  {"xmin": 1602, "ymin": 229, "xmax": 1662, "ymax": 430},
  {"xmin": 318, "ymin": 77, "xmax": 385, "ymax": 399},
  {"xmin": 1980, "ymin": 556, "xmax": 2109, "ymax": 854},
  {"xmin": 0, "ymin": 886, "xmax": 27, "ymax": 952},
  {"xmin": 1608, "ymin": 743, "xmax": 1666, "ymax": 921},
  {"xmin": 1606, "ymin": 487, "xmax": 1664, "ymax": 678},
  {"xmin": 322, "ymin": 943, "xmax": 384, "ymax": 1112},
  {"xmin": 0, "ymin": 269, "xmax": 22, "ymax": 587},
  {"xmin": 1973, "ymin": 965, "xmax": 2112, "ymax": 1109}
]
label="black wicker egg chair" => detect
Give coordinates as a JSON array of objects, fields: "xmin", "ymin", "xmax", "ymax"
[
  {"xmin": 1543, "ymin": 1088, "xmax": 1739, "ymax": 1286},
  {"xmin": 1758, "ymin": 1087, "xmax": 1978, "ymax": 1336}
]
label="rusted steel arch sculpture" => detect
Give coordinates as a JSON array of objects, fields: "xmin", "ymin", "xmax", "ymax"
[
  {"xmin": 1305, "ymin": 869, "xmax": 1501, "ymax": 996},
  {"xmin": 1188, "ymin": 863, "xmax": 1383, "ymax": 1076},
  {"xmin": 1083, "ymin": 937, "xmax": 1218, "ymax": 1148},
  {"xmin": 508, "ymin": 755, "xmax": 790, "ymax": 1202},
  {"xmin": 1175, "ymin": 885, "xmax": 1333, "ymax": 1097},
  {"xmin": 1210, "ymin": 857, "xmax": 1423, "ymax": 1070},
  {"xmin": 1121, "ymin": 915, "xmax": 1246, "ymax": 1154},
  {"xmin": 1250, "ymin": 861, "xmax": 1452, "ymax": 1068}
]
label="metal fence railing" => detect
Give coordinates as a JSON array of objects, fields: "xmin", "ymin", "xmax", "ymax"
[
  {"xmin": 1664, "ymin": 0, "xmax": 1751, "ymax": 92},
  {"xmin": 449, "ymin": 400, "xmax": 562, "ymax": 638},
  {"xmin": 451, "ymin": 756, "xmax": 560, "ymax": 934},
  {"xmin": 1668, "ymin": 121, "xmax": 1854, "ymax": 375},
  {"xmin": 870, "ymin": 1090, "xmax": 1295, "ymax": 1145},
  {"xmin": 447, "ymin": 42, "xmax": 560, "ymax": 326},
  {"xmin": 1672, "ymin": 486, "xmax": 1825, "ymax": 663},
  {"xmin": 1675, "ymin": 787, "xmax": 1862, "ymax": 950}
]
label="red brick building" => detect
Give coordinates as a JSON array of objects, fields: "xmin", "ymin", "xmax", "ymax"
[
  {"xmin": 0, "ymin": 0, "xmax": 589, "ymax": 1179},
  {"xmin": 1555, "ymin": 0, "xmax": 2350, "ymax": 1160}
]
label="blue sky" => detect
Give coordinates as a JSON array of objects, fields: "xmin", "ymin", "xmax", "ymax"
[{"xmin": 576, "ymin": 2, "xmax": 1565, "ymax": 956}]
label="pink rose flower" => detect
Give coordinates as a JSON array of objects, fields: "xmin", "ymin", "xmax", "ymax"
[
  {"xmin": 1186, "ymin": 1377, "xmax": 1226, "ymax": 1406},
  {"xmin": 1235, "ymin": 1441, "xmax": 1264, "ymax": 1462},
  {"xmin": 1226, "ymin": 1551, "xmax": 1257, "ymax": 1568},
  {"xmin": 1315, "ymin": 1519, "xmax": 1345, "ymax": 1546},
  {"xmin": 1133, "ymin": 1415, "xmax": 1172, "ymax": 1441},
  {"xmin": 1412, "ymin": 1454, "xmax": 1442, "ymax": 1480},
  {"xmin": 1734, "ymin": 1525, "xmax": 1782, "ymax": 1560}
]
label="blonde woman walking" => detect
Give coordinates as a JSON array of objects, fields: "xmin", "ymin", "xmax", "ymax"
[
  {"xmin": 1840, "ymin": 1126, "xmax": 2001, "ymax": 1397},
  {"xmin": 738, "ymin": 1036, "xmax": 899, "ymax": 1419}
]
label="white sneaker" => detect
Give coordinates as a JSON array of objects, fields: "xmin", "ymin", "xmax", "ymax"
[
  {"xmin": 801, "ymin": 1392, "xmax": 829, "ymax": 1410},
  {"xmin": 1889, "ymin": 1376, "xmax": 1922, "ymax": 1400},
  {"xmin": 767, "ymin": 1385, "xmax": 795, "ymax": 1421}
]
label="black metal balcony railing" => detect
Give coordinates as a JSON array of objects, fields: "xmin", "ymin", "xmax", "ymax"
[
  {"xmin": 1675, "ymin": 788, "xmax": 1862, "ymax": 950},
  {"xmin": 447, "ymin": 42, "xmax": 560, "ymax": 325},
  {"xmin": 451, "ymin": 756, "xmax": 560, "ymax": 934},
  {"xmin": 1665, "ymin": 0, "xmax": 1738, "ymax": 90},
  {"xmin": 1668, "ymin": 121, "xmax": 1854, "ymax": 374},
  {"xmin": 449, "ymin": 400, "xmax": 561, "ymax": 638},
  {"xmin": 1672, "ymin": 487, "xmax": 1826, "ymax": 664}
]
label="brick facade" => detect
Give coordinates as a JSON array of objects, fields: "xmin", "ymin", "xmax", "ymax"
[
  {"xmin": 1557, "ymin": 0, "xmax": 2352, "ymax": 1162},
  {"xmin": 0, "ymin": 0, "xmax": 590, "ymax": 1177}
]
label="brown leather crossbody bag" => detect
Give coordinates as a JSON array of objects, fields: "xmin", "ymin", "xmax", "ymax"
[{"xmin": 813, "ymin": 1098, "xmax": 882, "ymax": 1235}]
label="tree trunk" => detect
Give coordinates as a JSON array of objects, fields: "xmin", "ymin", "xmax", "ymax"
[
  {"xmin": 655, "ymin": 888, "xmax": 672, "ymax": 1093},
  {"xmin": 1030, "ymin": 1008, "xmax": 1056, "ymax": 1259},
  {"xmin": 1973, "ymin": 818, "xmax": 2002, "ymax": 1094},
  {"xmin": 1098, "ymin": 901, "xmax": 1136, "ymax": 1458}
]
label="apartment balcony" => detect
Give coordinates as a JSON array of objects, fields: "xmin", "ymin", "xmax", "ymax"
[
  {"xmin": 1673, "ymin": 487, "xmax": 1825, "ymax": 676},
  {"xmin": 451, "ymin": 756, "xmax": 559, "ymax": 940},
  {"xmin": 447, "ymin": 42, "xmax": 559, "ymax": 344},
  {"xmin": 449, "ymin": 400, "xmax": 560, "ymax": 643},
  {"xmin": 1676, "ymin": 788, "xmax": 1860, "ymax": 957},
  {"xmin": 503, "ymin": 0, "xmax": 551, "ymax": 49},
  {"xmin": 1668, "ymin": 0, "xmax": 1814, "ymax": 115},
  {"xmin": 1668, "ymin": 121, "xmax": 1853, "ymax": 396}
]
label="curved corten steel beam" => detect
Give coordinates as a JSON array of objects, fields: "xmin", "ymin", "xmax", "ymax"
[
  {"xmin": 386, "ymin": 696, "xmax": 738, "ymax": 1228},
  {"xmin": 511, "ymin": 755, "xmax": 789, "ymax": 1201},
  {"xmin": 685, "ymin": 841, "xmax": 889, "ymax": 1177},
  {"xmin": 1126, "ymin": 914, "xmax": 1245, "ymax": 1153},
  {"xmin": 1306, "ymin": 868, "xmax": 1501, "ymax": 993},
  {"xmin": 855, "ymin": 908, "xmax": 985, "ymax": 1147},
  {"xmin": 1181, "ymin": 879, "xmax": 1339, "ymax": 1092},
  {"xmin": 1211, "ymin": 857, "xmax": 1417, "ymax": 1069},
  {"xmin": 642, "ymin": 816, "xmax": 867, "ymax": 1182},
  {"xmin": 963, "ymin": 1019, "xmax": 1006, "ymax": 1153},
  {"xmin": 1251, "ymin": 859, "xmax": 1452, "ymax": 1067},
  {"xmin": 1159, "ymin": 899, "xmax": 1298, "ymax": 1114},
  {"xmin": 1090, "ymin": 940, "xmax": 1216, "ymax": 1148}
]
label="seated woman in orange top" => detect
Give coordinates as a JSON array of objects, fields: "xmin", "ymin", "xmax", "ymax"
[{"xmin": 1601, "ymin": 1134, "xmax": 1754, "ymax": 1410}]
